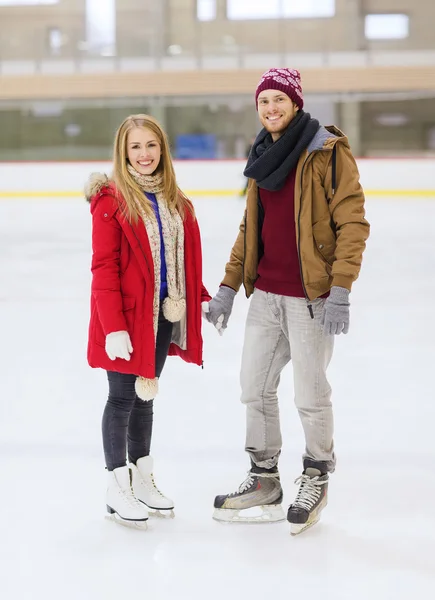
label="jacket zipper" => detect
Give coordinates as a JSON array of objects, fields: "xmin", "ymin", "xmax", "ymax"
[{"xmin": 297, "ymin": 152, "xmax": 316, "ymax": 319}]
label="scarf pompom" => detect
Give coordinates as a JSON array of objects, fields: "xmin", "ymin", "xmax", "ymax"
[
  {"xmin": 135, "ymin": 376, "xmax": 159, "ymax": 401},
  {"xmin": 162, "ymin": 297, "xmax": 186, "ymax": 322}
]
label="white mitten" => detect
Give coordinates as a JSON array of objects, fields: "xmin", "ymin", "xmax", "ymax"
[
  {"xmin": 201, "ymin": 301, "xmax": 210, "ymax": 319},
  {"xmin": 105, "ymin": 331, "xmax": 133, "ymax": 361}
]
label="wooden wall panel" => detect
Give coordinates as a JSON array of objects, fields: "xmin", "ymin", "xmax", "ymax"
[{"xmin": 1, "ymin": 66, "xmax": 435, "ymax": 100}]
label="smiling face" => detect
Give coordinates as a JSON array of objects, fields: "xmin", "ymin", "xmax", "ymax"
[
  {"xmin": 257, "ymin": 90, "xmax": 299, "ymax": 141},
  {"xmin": 126, "ymin": 127, "xmax": 161, "ymax": 175}
]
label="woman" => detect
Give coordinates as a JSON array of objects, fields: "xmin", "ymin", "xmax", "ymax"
[{"xmin": 85, "ymin": 114, "xmax": 210, "ymax": 529}]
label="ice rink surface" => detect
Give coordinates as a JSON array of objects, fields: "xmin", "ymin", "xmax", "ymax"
[{"xmin": 1, "ymin": 192, "xmax": 434, "ymax": 599}]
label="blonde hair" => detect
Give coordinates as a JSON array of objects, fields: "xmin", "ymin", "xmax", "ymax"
[{"xmin": 112, "ymin": 113, "xmax": 193, "ymax": 221}]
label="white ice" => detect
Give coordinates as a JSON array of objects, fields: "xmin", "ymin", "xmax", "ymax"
[{"xmin": 0, "ymin": 192, "xmax": 434, "ymax": 599}]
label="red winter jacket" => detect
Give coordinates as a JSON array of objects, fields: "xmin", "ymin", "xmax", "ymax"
[{"xmin": 86, "ymin": 177, "xmax": 211, "ymax": 379}]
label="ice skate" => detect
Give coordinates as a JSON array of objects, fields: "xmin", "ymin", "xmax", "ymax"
[
  {"xmin": 213, "ymin": 465, "xmax": 285, "ymax": 523},
  {"xmin": 130, "ymin": 456, "xmax": 174, "ymax": 518},
  {"xmin": 287, "ymin": 467, "xmax": 328, "ymax": 536},
  {"xmin": 105, "ymin": 466, "xmax": 149, "ymax": 530}
]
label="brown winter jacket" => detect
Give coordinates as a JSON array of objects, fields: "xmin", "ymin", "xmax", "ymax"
[{"xmin": 221, "ymin": 126, "xmax": 370, "ymax": 301}]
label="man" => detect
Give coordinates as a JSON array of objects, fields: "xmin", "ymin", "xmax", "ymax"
[{"xmin": 205, "ymin": 68, "xmax": 370, "ymax": 535}]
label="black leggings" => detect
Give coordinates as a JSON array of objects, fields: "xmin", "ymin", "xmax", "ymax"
[{"xmin": 102, "ymin": 312, "xmax": 173, "ymax": 471}]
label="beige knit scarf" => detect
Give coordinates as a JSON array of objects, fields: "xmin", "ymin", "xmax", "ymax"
[{"xmin": 127, "ymin": 165, "xmax": 186, "ymax": 400}]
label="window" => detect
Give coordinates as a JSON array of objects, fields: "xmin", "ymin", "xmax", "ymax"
[
  {"xmin": 0, "ymin": 1, "xmax": 58, "ymax": 5},
  {"xmin": 375, "ymin": 114, "xmax": 409, "ymax": 127},
  {"xmin": 85, "ymin": 0, "xmax": 116, "ymax": 56},
  {"xmin": 227, "ymin": 0, "xmax": 335, "ymax": 20},
  {"xmin": 197, "ymin": 0, "xmax": 217, "ymax": 22},
  {"xmin": 365, "ymin": 14, "xmax": 409, "ymax": 40},
  {"xmin": 47, "ymin": 27, "xmax": 62, "ymax": 56}
]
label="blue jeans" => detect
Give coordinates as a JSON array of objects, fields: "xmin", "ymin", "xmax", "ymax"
[{"xmin": 102, "ymin": 311, "xmax": 173, "ymax": 471}]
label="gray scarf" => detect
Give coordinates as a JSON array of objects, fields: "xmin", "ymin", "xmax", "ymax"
[{"xmin": 244, "ymin": 111, "xmax": 319, "ymax": 191}]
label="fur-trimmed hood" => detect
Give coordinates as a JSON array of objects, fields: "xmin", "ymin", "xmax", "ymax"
[{"xmin": 84, "ymin": 172, "xmax": 112, "ymax": 203}]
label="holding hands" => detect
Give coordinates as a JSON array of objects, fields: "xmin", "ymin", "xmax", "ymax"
[{"xmin": 202, "ymin": 286, "xmax": 236, "ymax": 335}]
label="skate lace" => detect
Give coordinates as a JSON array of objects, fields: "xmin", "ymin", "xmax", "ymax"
[
  {"xmin": 230, "ymin": 471, "xmax": 279, "ymax": 496},
  {"xmin": 293, "ymin": 474, "xmax": 326, "ymax": 511},
  {"xmin": 119, "ymin": 486, "xmax": 142, "ymax": 509},
  {"xmin": 142, "ymin": 473, "xmax": 164, "ymax": 497},
  {"xmin": 235, "ymin": 473, "xmax": 255, "ymax": 495}
]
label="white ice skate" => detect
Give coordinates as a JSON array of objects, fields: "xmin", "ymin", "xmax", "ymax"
[
  {"xmin": 105, "ymin": 465, "xmax": 149, "ymax": 530},
  {"xmin": 130, "ymin": 456, "xmax": 174, "ymax": 518}
]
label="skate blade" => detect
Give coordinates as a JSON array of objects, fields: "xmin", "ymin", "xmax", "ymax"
[
  {"xmin": 105, "ymin": 513, "xmax": 148, "ymax": 530},
  {"xmin": 213, "ymin": 504, "xmax": 285, "ymax": 524},
  {"xmin": 289, "ymin": 498, "xmax": 327, "ymax": 536},
  {"xmin": 290, "ymin": 517, "xmax": 319, "ymax": 536},
  {"xmin": 147, "ymin": 507, "xmax": 175, "ymax": 519}
]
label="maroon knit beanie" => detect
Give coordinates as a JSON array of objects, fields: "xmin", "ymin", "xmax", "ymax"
[{"xmin": 255, "ymin": 68, "xmax": 304, "ymax": 110}]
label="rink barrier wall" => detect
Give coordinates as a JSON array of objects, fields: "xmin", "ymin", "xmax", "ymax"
[{"xmin": 0, "ymin": 159, "xmax": 435, "ymax": 198}]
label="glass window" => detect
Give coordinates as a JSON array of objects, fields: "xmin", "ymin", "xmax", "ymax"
[
  {"xmin": 85, "ymin": 0, "xmax": 116, "ymax": 56},
  {"xmin": 227, "ymin": 0, "xmax": 335, "ymax": 20},
  {"xmin": 365, "ymin": 14, "xmax": 409, "ymax": 40},
  {"xmin": 47, "ymin": 27, "xmax": 62, "ymax": 56},
  {"xmin": 197, "ymin": 0, "xmax": 217, "ymax": 22}
]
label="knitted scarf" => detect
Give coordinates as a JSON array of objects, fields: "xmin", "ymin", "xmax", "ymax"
[
  {"xmin": 127, "ymin": 165, "xmax": 186, "ymax": 400},
  {"xmin": 244, "ymin": 110, "xmax": 319, "ymax": 191}
]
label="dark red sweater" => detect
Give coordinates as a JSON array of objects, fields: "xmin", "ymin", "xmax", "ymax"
[{"xmin": 255, "ymin": 169, "xmax": 305, "ymax": 298}]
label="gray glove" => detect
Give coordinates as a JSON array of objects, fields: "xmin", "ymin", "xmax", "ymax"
[
  {"xmin": 321, "ymin": 286, "xmax": 350, "ymax": 336},
  {"xmin": 205, "ymin": 286, "xmax": 236, "ymax": 334}
]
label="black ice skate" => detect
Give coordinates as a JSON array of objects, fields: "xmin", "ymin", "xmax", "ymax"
[
  {"xmin": 213, "ymin": 465, "xmax": 285, "ymax": 523},
  {"xmin": 287, "ymin": 464, "xmax": 329, "ymax": 536}
]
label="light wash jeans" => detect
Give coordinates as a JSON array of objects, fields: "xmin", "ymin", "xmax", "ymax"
[{"xmin": 240, "ymin": 289, "xmax": 336, "ymax": 472}]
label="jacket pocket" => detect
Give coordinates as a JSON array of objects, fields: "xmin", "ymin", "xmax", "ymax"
[
  {"xmin": 312, "ymin": 222, "xmax": 336, "ymax": 266},
  {"xmin": 94, "ymin": 296, "xmax": 136, "ymax": 348},
  {"xmin": 122, "ymin": 296, "xmax": 136, "ymax": 336},
  {"xmin": 92, "ymin": 305, "xmax": 105, "ymax": 348}
]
